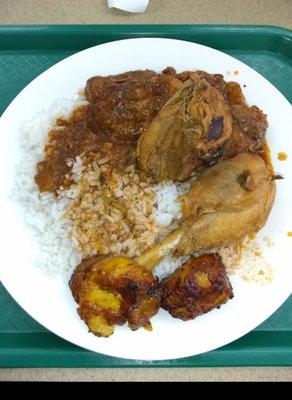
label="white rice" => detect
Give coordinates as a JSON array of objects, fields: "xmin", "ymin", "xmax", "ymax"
[
  {"xmin": 13, "ymin": 97, "xmax": 87, "ymax": 274},
  {"xmin": 13, "ymin": 97, "xmax": 184, "ymax": 275},
  {"xmin": 153, "ymin": 254, "xmax": 190, "ymax": 280},
  {"xmin": 238, "ymin": 237, "xmax": 275, "ymax": 285},
  {"xmin": 152, "ymin": 180, "xmax": 190, "ymax": 226},
  {"xmin": 13, "ymin": 97, "xmax": 274, "ymax": 285}
]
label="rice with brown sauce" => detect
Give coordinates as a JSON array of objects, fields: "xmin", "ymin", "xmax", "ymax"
[{"xmin": 63, "ymin": 156, "xmax": 168, "ymax": 258}]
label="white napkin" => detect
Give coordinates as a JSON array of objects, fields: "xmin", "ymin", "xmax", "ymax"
[{"xmin": 108, "ymin": 0, "xmax": 149, "ymax": 13}]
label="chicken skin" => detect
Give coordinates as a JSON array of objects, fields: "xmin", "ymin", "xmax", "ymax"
[
  {"xmin": 138, "ymin": 74, "xmax": 233, "ymax": 182},
  {"xmin": 176, "ymin": 153, "xmax": 275, "ymax": 255},
  {"xmin": 175, "ymin": 70, "xmax": 268, "ymax": 159},
  {"xmin": 161, "ymin": 254, "xmax": 233, "ymax": 320},
  {"xmin": 69, "ymin": 255, "xmax": 161, "ymax": 337}
]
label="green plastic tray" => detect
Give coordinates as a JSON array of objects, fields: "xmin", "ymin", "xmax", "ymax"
[{"xmin": 0, "ymin": 25, "xmax": 291, "ymax": 368}]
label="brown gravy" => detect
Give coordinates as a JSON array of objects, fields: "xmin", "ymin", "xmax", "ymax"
[{"xmin": 35, "ymin": 104, "xmax": 136, "ymax": 193}]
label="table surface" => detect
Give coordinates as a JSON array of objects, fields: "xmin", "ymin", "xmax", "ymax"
[
  {"xmin": 0, "ymin": 0, "xmax": 291, "ymax": 27},
  {"xmin": 0, "ymin": 0, "xmax": 292, "ymax": 383}
]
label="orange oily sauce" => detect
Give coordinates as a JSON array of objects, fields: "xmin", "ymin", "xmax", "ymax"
[{"xmin": 278, "ymin": 152, "xmax": 288, "ymax": 161}]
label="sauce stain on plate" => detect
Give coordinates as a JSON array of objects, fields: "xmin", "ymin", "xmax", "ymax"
[{"xmin": 278, "ymin": 152, "xmax": 288, "ymax": 161}]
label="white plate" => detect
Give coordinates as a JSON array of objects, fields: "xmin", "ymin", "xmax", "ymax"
[{"xmin": 0, "ymin": 38, "xmax": 291, "ymax": 361}]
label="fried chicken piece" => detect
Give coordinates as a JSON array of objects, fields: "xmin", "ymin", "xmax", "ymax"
[
  {"xmin": 161, "ymin": 254, "xmax": 233, "ymax": 320},
  {"xmin": 154, "ymin": 69, "xmax": 267, "ymax": 171},
  {"xmin": 137, "ymin": 74, "xmax": 233, "ymax": 182},
  {"xmin": 223, "ymin": 81, "xmax": 268, "ymax": 158},
  {"xmin": 176, "ymin": 70, "xmax": 228, "ymax": 96},
  {"xmin": 86, "ymin": 69, "xmax": 182, "ymax": 142},
  {"xmin": 177, "ymin": 153, "xmax": 275, "ymax": 255},
  {"xmin": 194, "ymin": 72, "xmax": 268, "ymax": 143},
  {"xmin": 85, "ymin": 70, "xmax": 157, "ymax": 102},
  {"xmin": 138, "ymin": 68, "xmax": 268, "ymax": 182},
  {"xmin": 69, "ymin": 255, "xmax": 161, "ymax": 337},
  {"xmin": 197, "ymin": 74, "xmax": 267, "ymax": 157}
]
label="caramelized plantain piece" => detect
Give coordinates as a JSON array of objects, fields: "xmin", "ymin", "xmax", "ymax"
[
  {"xmin": 161, "ymin": 254, "xmax": 233, "ymax": 320},
  {"xmin": 69, "ymin": 255, "xmax": 161, "ymax": 337}
]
